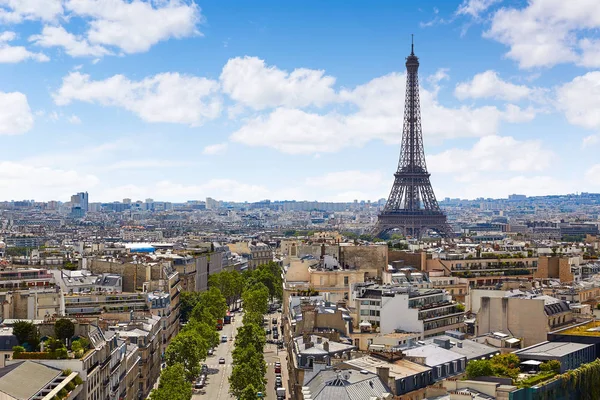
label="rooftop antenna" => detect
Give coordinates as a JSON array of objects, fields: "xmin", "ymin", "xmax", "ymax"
[{"xmin": 411, "ymin": 34, "xmax": 414, "ymax": 55}]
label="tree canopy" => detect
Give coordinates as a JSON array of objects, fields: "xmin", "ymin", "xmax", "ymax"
[
  {"xmin": 241, "ymin": 282, "xmax": 269, "ymax": 315},
  {"xmin": 164, "ymin": 330, "xmax": 208, "ymax": 381},
  {"xmin": 149, "ymin": 363, "xmax": 192, "ymax": 400},
  {"xmin": 54, "ymin": 319, "xmax": 75, "ymax": 342},
  {"xmin": 13, "ymin": 321, "xmax": 39, "ymax": 350}
]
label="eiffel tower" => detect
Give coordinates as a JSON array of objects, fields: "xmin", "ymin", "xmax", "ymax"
[{"xmin": 373, "ymin": 39, "xmax": 452, "ymax": 239}]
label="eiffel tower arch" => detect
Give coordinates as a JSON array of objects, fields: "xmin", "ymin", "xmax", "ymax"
[{"xmin": 373, "ymin": 39, "xmax": 452, "ymax": 239}]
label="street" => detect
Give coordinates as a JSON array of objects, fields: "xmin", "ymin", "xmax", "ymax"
[
  {"xmin": 264, "ymin": 311, "xmax": 290, "ymax": 400},
  {"xmin": 191, "ymin": 310, "xmax": 290, "ymax": 399},
  {"xmin": 192, "ymin": 314, "xmax": 242, "ymax": 400}
]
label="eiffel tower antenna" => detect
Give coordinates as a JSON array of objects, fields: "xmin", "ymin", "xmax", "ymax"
[{"xmin": 372, "ymin": 39, "xmax": 453, "ymax": 239}]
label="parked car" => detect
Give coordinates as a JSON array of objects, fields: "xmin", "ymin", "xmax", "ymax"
[
  {"xmin": 208, "ymin": 348, "xmax": 214, "ymax": 356},
  {"xmin": 265, "ymin": 329, "xmax": 272, "ymax": 335},
  {"xmin": 221, "ymin": 335, "xmax": 228, "ymax": 343},
  {"xmin": 274, "ymin": 362, "xmax": 281, "ymax": 373},
  {"xmin": 272, "ymin": 318, "xmax": 277, "ymax": 325},
  {"xmin": 219, "ymin": 357, "xmax": 226, "ymax": 364},
  {"xmin": 273, "ymin": 332, "xmax": 279, "ymax": 340}
]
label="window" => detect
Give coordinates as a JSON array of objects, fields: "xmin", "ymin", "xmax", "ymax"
[
  {"xmin": 437, "ymin": 366, "xmax": 442, "ymax": 377},
  {"xmin": 344, "ymin": 276, "xmax": 349, "ymax": 286}
]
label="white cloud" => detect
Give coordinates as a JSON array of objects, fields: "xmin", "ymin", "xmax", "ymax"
[
  {"xmin": 582, "ymin": 134, "xmax": 600, "ymax": 148},
  {"xmin": 0, "ymin": 161, "xmax": 98, "ymax": 199},
  {"xmin": 585, "ymin": 164, "xmax": 600, "ymax": 186},
  {"xmin": 456, "ymin": 0, "xmax": 500, "ymax": 18},
  {"xmin": 502, "ymin": 104, "xmax": 536, "ymax": 123},
  {"xmin": 220, "ymin": 56, "xmax": 336, "ymax": 110},
  {"xmin": 68, "ymin": 114, "xmax": 81, "ymax": 124},
  {"xmin": 29, "ymin": 25, "xmax": 111, "ymax": 58},
  {"xmin": 428, "ymin": 135, "xmax": 552, "ymax": 176},
  {"xmin": 305, "ymin": 170, "xmax": 386, "ymax": 192},
  {"xmin": 446, "ymin": 176, "xmax": 575, "ymax": 200},
  {"xmin": 455, "ymin": 70, "xmax": 531, "ymax": 101},
  {"xmin": 106, "ymin": 159, "xmax": 192, "ymax": 170},
  {"xmin": 485, "ymin": 0, "xmax": 600, "ymax": 68},
  {"xmin": 579, "ymin": 38, "xmax": 600, "ymax": 68},
  {"xmin": 0, "ymin": 30, "xmax": 48, "ymax": 63},
  {"xmin": 54, "ymin": 71, "xmax": 221, "ymax": 126},
  {"xmin": 0, "ymin": 91, "xmax": 33, "ymax": 134},
  {"xmin": 202, "ymin": 143, "xmax": 228, "ymax": 155},
  {"xmin": 0, "ymin": 0, "xmax": 63, "ymax": 23},
  {"xmin": 64, "ymin": 0, "xmax": 201, "ymax": 54},
  {"xmin": 556, "ymin": 71, "xmax": 600, "ymax": 130},
  {"xmin": 96, "ymin": 179, "xmax": 271, "ymax": 203},
  {"xmin": 231, "ymin": 72, "xmax": 532, "ymax": 154}
]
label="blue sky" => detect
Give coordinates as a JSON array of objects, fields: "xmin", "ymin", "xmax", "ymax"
[{"xmin": 0, "ymin": 0, "xmax": 599, "ymax": 203}]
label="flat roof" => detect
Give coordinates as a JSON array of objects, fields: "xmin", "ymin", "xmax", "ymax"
[
  {"xmin": 0, "ymin": 361, "xmax": 61, "ymax": 399},
  {"xmin": 514, "ymin": 341, "xmax": 593, "ymax": 358},
  {"xmin": 342, "ymin": 356, "xmax": 431, "ymax": 378},
  {"xmin": 555, "ymin": 321, "xmax": 600, "ymax": 337}
]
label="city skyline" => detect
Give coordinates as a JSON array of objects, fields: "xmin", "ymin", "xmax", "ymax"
[{"xmin": 0, "ymin": 0, "xmax": 599, "ymax": 202}]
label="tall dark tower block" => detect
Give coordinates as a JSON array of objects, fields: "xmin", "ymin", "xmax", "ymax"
[{"xmin": 373, "ymin": 41, "xmax": 452, "ymax": 239}]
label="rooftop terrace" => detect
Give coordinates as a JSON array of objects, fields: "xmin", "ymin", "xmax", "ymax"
[{"xmin": 554, "ymin": 320, "xmax": 600, "ymax": 337}]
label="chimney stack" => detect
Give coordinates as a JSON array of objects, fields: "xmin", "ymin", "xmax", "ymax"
[
  {"xmin": 323, "ymin": 341, "xmax": 330, "ymax": 352},
  {"xmin": 303, "ymin": 333, "xmax": 310, "ymax": 344},
  {"xmin": 376, "ymin": 366, "xmax": 390, "ymax": 385}
]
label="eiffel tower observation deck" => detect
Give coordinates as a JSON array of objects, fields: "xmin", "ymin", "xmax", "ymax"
[{"xmin": 373, "ymin": 39, "xmax": 452, "ymax": 239}]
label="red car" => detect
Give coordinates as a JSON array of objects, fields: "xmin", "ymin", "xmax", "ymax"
[{"xmin": 274, "ymin": 362, "xmax": 281, "ymax": 373}]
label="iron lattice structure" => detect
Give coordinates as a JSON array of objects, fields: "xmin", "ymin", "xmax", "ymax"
[{"xmin": 373, "ymin": 43, "xmax": 452, "ymax": 239}]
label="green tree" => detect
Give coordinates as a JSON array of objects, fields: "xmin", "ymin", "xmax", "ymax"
[
  {"xmin": 179, "ymin": 291, "xmax": 202, "ymax": 323},
  {"xmin": 71, "ymin": 338, "xmax": 90, "ymax": 358},
  {"xmin": 540, "ymin": 360, "xmax": 561, "ymax": 373},
  {"xmin": 242, "ymin": 311, "xmax": 264, "ymax": 328},
  {"xmin": 192, "ymin": 287, "xmax": 227, "ymax": 322},
  {"xmin": 54, "ymin": 319, "xmax": 75, "ymax": 342},
  {"xmin": 13, "ymin": 321, "xmax": 39, "ymax": 350},
  {"xmin": 234, "ymin": 324, "xmax": 266, "ymax": 356},
  {"xmin": 242, "ymin": 283, "xmax": 269, "ymax": 315},
  {"xmin": 165, "ymin": 330, "xmax": 208, "ymax": 381},
  {"xmin": 209, "ymin": 270, "xmax": 244, "ymax": 308},
  {"xmin": 229, "ymin": 358, "xmax": 266, "ymax": 398},
  {"xmin": 239, "ymin": 384, "xmax": 261, "ymax": 400},
  {"xmin": 466, "ymin": 359, "xmax": 494, "ymax": 379},
  {"xmin": 149, "ymin": 363, "xmax": 192, "ymax": 400},
  {"xmin": 181, "ymin": 319, "xmax": 219, "ymax": 349}
]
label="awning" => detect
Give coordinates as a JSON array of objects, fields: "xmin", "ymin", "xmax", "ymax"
[
  {"xmin": 521, "ymin": 360, "xmax": 543, "ymax": 366},
  {"xmin": 359, "ymin": 320, "xmax": 372, "ymax": 327},
  {"xmin": 506, "ymin": 338, "xmax": 521, "ymax": 344}
]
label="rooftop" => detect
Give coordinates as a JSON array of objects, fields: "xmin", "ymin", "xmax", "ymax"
[
  {"xmin": 403, "ymin": 344, "xmax": 465, "ymax": 367},
  {"xmin": 342, "ymin": 355, "xmax": 431, "ymax": 378},
  {"xmin": 0, "ymin": 361, "xmax": 62, "ymax": 399},
  {"xmin": 555, "ymin": 320, "xmax": 600, "ymax": 337},
  {"xmin": 514, "ymin": 341, "xmax": 593, "ymax": 358},
  {"xmin": 304, "ymin": 368, "xmax": 391, "ymax": 400}
]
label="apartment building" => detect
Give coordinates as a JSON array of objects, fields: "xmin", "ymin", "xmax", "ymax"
[
  {"xmin": 108, "ymin": 315, "xmax": 162, "ymax": 399},
  {"xmin": 6, "ymin": 323, "xmax": 140, "ymax": 400},
  {"xmin": 353, "ymin": 283, "xmax": 464, "ymax": 338},
  {"xmin": 477, "ymin": 294, "xmax": 574, "ymax": 347},
  {"xmin": 249, "ymin": 242, "xmax": 272, "ymax": 269},
  {"xmin": 0, "ymin": 288, "xmax": 63, "ymax": 320}
]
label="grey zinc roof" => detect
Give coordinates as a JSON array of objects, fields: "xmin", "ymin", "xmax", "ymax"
[
  {"xmin": 0, "ymin": 361, "xmax": 61, "ymax": 399},
  {"xmin": 514, "ymin": 341, "xmax": 593, "ymax": 358},
  {"xmin": 403, "ymin": 344, "xmax": 464, "ymax": 367},
  {"xmin": 305, "ymin": 369, "xmax": 391, "ymax": 400},
  {"xmin": 423, "ymin": 335, "xmax": 498, "ymax": 361}
]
